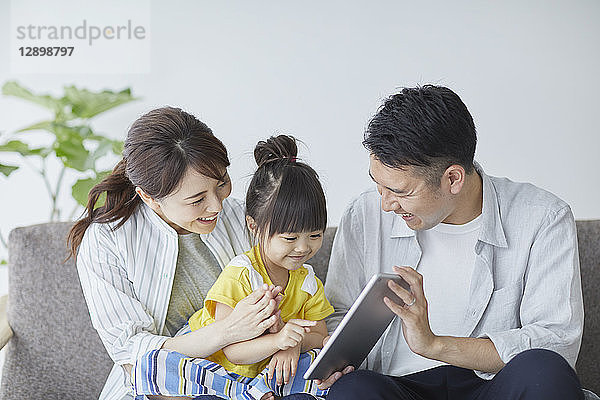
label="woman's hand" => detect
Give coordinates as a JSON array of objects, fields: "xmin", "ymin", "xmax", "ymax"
[
  {"xmin": 267, "ymin": 344, "xmax": 301, "ymax": 386},
  {"xmin": 224, "ymin": 284, "xmax": 281, "ymax": 343},
  {"xmin": 268, "ymin": 287, "xmax": 285, "ymax": 334},
  {"xmin": 275, "ymin": 319, "xmax": 316, "ymax": 351}
]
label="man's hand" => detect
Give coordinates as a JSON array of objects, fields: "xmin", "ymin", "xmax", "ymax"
[
  {"xmin": 313, "ymin": 336, "xmax": 354, "ymax": 389},
  {"xmin": 267, "ymin": 345, "xmax": 301, "ymax": 385},
  {"xmin": 385, "ymin": 266, "xmax": 505, "ymax": 373},
  {"xmin": 383, "ymin": 265, "xmax": 437, "ymax": 357}
]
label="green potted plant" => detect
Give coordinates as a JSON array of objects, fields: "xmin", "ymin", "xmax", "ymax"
[{"xmin": 0, "ymin": 81, "xmax": 138, "ymax": 260}]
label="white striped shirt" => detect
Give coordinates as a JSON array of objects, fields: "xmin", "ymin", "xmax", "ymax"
[{"xmin": 77, "ymin": 197, "xmax": 251, "ymax": 400}]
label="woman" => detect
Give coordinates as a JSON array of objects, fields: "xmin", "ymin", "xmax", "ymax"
[{"xmin": 68, "ymin": 107, "xmax": 312, "ymax": 400}]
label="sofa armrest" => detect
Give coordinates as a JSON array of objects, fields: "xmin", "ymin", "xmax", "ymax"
[{"xmin": 0, "ymin": 294, "xmax": 13, "ymax": 350}]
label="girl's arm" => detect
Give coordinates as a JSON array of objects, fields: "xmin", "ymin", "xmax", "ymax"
[{"xmin": 216, "ymin": 302, "xmax": 316, "ymax": 364}]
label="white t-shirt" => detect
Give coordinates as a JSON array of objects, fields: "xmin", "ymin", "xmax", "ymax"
[{"xmin": 388, "ymin": 214, "xmax": 482, "ymax": 376}]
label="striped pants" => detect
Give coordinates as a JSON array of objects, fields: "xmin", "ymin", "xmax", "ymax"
[{"xmin": 133, "ymin": 348, "xmax": 328, "ymax": 399}]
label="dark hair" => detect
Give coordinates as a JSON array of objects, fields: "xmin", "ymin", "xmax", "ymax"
[
  {"xmin": 246, "ymin": 135, "xmax": 327, "ymax": 242},
  {"xmin": 68, "ymin": 106, "xmax": 229, "ymax": 259},
  {"xmin": 363, "ymin": 85, "xmax": 477, "ymax": 185}
]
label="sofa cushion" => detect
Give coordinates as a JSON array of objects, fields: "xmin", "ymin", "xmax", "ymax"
[
  {"xmin": 576, "ymin": 220, "xmax": 600, "ymax": 393},
  {"xmin": 0, "ymin": 223, "xmax": 112, "ymax": 399}
]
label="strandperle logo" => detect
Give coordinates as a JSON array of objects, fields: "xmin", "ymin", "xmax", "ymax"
[{"xmin": 15, "ymin": 19, "xmax": 147, "ymax": 46}]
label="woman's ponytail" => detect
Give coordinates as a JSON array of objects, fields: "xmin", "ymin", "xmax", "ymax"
[{"xmin": 67, "ymin": 158, "xmax": 140, "ymax": 259}]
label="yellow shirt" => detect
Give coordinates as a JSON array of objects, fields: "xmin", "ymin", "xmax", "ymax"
[{"xmin": 188, "ymin": 246, "xmax": 334, "ymax": 378}]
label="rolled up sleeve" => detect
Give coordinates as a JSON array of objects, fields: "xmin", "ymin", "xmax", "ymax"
[{"xmin": 481, "ymin": 205, "xmax": 584, "ymax": 373}]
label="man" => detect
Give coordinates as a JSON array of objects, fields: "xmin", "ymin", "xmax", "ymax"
[{"xmin": 322, "ymin": 85, "xmax": 584, "ymax": 399}]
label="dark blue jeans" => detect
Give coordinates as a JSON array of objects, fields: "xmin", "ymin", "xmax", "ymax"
[{"xmin": 327, "ymin": 349, "xmax": 583, "ymax": 400}]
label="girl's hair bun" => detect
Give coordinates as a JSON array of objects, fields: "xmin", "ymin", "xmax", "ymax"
[{"xmin": 253, "ymin": 135, "xmax": 298, "ymax": 168}]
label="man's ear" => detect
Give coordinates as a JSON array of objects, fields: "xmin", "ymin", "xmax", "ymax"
[
  {"xmin": 246, "ymin": 215, "xmax": 258, "ymax": 234},
  {"xmin": 135, "ymin": 187, "xmax": 161, "ymax": 212},
  {"xmin": 444, "ymin": 165, "xmax": 466, "ymax": 195}
]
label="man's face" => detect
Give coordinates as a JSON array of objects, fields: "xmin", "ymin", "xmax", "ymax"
[{"xmin": 369, "ymin": 155, "xmax": 455, "ymax": 231}]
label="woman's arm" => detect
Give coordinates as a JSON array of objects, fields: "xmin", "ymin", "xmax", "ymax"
[
  {"xmin": 161, "ymin": 285, "xmax": 280, "ymax": 358},
  {"xmin": 215, "ymin": 302, "xmax": 316, "ymax": 364}
]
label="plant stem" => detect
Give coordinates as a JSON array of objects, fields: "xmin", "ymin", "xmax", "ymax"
[
  {"xmin": 52, "ymin": 165, "xmax": 67, "ymax": 221},
  {"xmin": 69, "ymin": 204, "xmax": 83, "ymax": 221},
  {"xmin": 38, "ymin": 158, "xmax": 57, "ymax": 221}
]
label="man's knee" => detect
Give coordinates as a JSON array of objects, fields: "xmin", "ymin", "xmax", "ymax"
[
  {"xmin": 327, "ymin": 369, "xmax": 405, "ymax": 400},
  {"xmin": 507, "ymin": 349, "xmax": 573, "ymax": 380},
  {"xmin": 498, "ymin": 349, "xmax": 582, "ymax": 398},
  {"xmin": 327, "ymin": 370, "xmax": 384, "ymax": 400}
]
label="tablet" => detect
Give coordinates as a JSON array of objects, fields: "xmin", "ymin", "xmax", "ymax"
[{"xmin": 303, "ymin": 272, "xmax": 410, "ymax": 381}]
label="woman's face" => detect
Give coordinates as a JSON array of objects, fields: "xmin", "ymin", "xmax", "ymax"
[{"xmin": 139, "ymin": 167, "xmax": 232, "ymax": 235}]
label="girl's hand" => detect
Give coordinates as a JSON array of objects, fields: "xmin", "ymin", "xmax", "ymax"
[
  {"xmin": 224, "ymin": 284, "xmax": 279, "ymax": 342},
  {"xmin": 275, "ymin": 319, "xmax": 316, "ymax": 350},
  {"xmin": 267, "ymin": 345, "xmax": 301, "ymax": 386}
]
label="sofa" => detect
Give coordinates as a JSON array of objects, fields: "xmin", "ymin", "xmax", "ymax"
[{"xmin": 0, "ymin": 222, "xmax": 598, "ymax": 399}]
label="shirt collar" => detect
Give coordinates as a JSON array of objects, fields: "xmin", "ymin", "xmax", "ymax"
[
  {"xmin": 389, "ymin": 162, "xmax": 508, "ymax": 248},
  {"xmin": 140, "ymin": 202, "xmax": 179, "ymax": 237},
  {"xmin": 476, "ymin": 162, "xmax": 508, "ymax": 248}
]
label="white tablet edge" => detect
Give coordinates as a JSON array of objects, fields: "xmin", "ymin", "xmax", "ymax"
[{"xmin": 303, "ymin": 273, "xmax": 382, "ymax": 380}]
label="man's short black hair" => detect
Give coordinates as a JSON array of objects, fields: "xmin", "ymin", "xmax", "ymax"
[{"xmin": 363, "ymin": 85, "xmax": 477, "ymax": 186}]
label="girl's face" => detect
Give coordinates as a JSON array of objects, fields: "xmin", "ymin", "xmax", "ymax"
[
  {"xmin": 138, "ymin": 167, "xmax": 232, "ymax": 235},
  {"xmin": 261, "ymin": 230, "xmax": 324, "ymax": 273}
]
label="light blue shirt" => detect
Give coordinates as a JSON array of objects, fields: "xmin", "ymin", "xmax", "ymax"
[{"xmin": 324, "ymin": 163, "xmax": 584, "ymax": 379}]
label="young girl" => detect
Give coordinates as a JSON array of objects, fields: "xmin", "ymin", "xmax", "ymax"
[{"xmin": 134, "ymin": 135, "xmax": 333, "ymax": 400}]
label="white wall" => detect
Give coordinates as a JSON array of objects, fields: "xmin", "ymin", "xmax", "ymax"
[{"xmin": 1, "ymin": 0, "xmax": 599, "ymax": 268}]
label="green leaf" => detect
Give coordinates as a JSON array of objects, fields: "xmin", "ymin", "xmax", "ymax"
[
  {"xmin": 53, "ymin": 133, "xmax": 89, "ymax": 172},
  {"xmin": 0, "ymin": 140, "xmax": 29, "ymax": 155},
  {"xmin": 0, "ymin": 163, "xmax": 19, "ymax": 177},
  {"xmin": 85, "ymin": 138, "xmax": 113, "ymax": 170},
  {"xmin": 49, "ymin": 123, "xmax": 93, "ymax": 140},
  {"xmin": 72, "ymin": 171, "xmax": 111, "ymax": 207},
  {"xmin": 0, "ymin": 140, "xmax": 45, "ymax": 156},
  {"xmin": 87, "ymin": 136, "xmax": 123, "ymax": 155},
  {"xmin": 111, "ymin": 140, "xmax": 123, "ymax": 155},
  {"xmin": 16, "ymin": 120, "xmax": 55, "ymax": 133},
  {"xmin": 2, "ymin": 81, "xmax": 65, "ymax": 114},
  {"xmin": 0, "ymin": 259, "xmax": 6, "ymax": 265},
  {"xmin": 63, "ymin": 86, "xmax": 137, "ymax": 119}
]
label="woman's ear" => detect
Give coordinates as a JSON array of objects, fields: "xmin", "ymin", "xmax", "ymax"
[
  {"xmin": 246, "ymin": 215, "xmax": 258, "ymax": 234},
  {"xmin": 135, "ymin": 187, "xmax": 161, "ymax": 212}
]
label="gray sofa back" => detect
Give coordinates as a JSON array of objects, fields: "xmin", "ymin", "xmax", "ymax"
[
  {"xmin": 1, "ymin": 223, "xmax": 112, "ymax": 399},
  {"xmin": 1, "ymin": 222, "xmax": 598, "ymax": 398}
]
